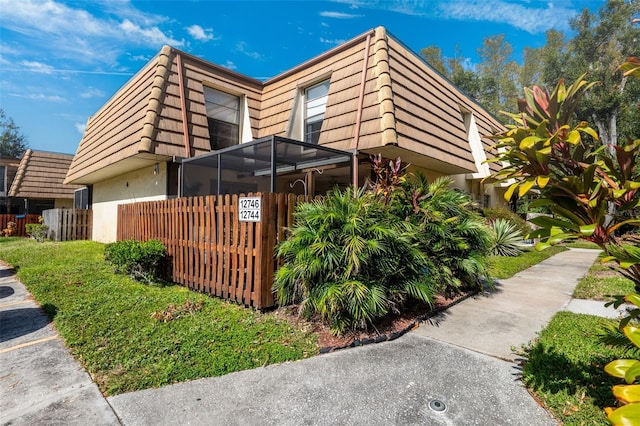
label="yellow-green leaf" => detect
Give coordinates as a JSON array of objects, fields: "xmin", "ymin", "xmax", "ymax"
[
  {"xmin": 579, "ymin": 224, "xmax": 596, "ymax": 237},
  {"xmin": 624, "ymin": 326, "xmax": 640, "ymax": 350},
  {"xmin": 566, "ymin": 130, "xmax": 581, "ymax": 144},
  {"xmin": 537, "ymin": 175, "xmax": 550, "ymax": 188},
  {"xmin": 606, "ymin": 359, "xmax": 639, "ymax": 379},
  {"xmin": 613, "ymin": 385, "xmax": 640, "ymax": 403},
  {"xmin": 504, "ymin": 182, "xmax": 518, "ymax": 202},
  {"xmin": 578, "ymin": 125, "xmax": 599, "ymax": 141},
  {"xmin": 519, "ymin": 136, "xmax": 541, "ymax": 150},
  {"xmin": 607, "ymin": 402, "xmax": 640, "ymax": 426},
  {"xmin": 518, "ymin": 179, "xmax": 536, "ymax": 197},
  {"xmin": 626, "ymin": 359, "xmax": 640, "ymax": 384},
  {"xmin": 625, "ymin": 294, "xmax": 640, "ymax": 309}
]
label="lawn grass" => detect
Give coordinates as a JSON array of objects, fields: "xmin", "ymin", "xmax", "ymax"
[
  {"xmin": 572, "ymin": 254, "xmax": 635, "ymax": 300},
  {"xmin": 521, "ymin": 312, "xmax": 630, "ymax": 425},
  {"xmin": 0, "ymin": 238, "xmax": 317, "ymax": 396},
  {"xmin": 487, "ymin": 245, "xmax": 566, "ymax": 279}
]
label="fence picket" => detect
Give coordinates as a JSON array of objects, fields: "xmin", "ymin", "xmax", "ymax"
[{"xmin": 116, "ymin": 193, "xmax": 311, "ymax": 309}]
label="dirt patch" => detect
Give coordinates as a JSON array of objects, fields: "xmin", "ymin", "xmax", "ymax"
[{"xmin": 274, "ymin": 291, "xmax": 476, "ymax": 353}]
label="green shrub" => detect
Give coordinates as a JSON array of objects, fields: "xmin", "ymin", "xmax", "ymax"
[
  {"xmin": 490, "ymin": 218, "xmax": 524, "ymax": 257},
  {"xmin": 391, "ymin": 175, "xmax": 494, "ymax": 295},
  {"xmin": 483, "ymin": 206, "xmax": 532, "ymax": 236},
  {"xmin": 104, "ymin": 239, "xmax": 167, "ymax": 284},
  {"xmin": 274, "ymin": 187, "xmax": 434, "ymax": 335},
  {"xmin": 26, "ymin": 223, "xmax": 49, "ymax": 242}
]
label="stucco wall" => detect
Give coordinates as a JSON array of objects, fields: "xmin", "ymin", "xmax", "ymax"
[{"xmin": 92, "ymin": 163, "xmax": 168, "ymax": 242}]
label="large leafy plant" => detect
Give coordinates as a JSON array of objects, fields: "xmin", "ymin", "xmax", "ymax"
[
  {"xmin": 273, "ymin": 187, "xmax": 434, "ymax": 335},
  {"xmin": 487, "ymin": 59, "xmax": 640, "ymax": 425}
]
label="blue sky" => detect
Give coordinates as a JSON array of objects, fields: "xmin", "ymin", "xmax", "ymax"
[{"xmin": 0, "ymin": 0, "xmax": 605, "ymax": 156}]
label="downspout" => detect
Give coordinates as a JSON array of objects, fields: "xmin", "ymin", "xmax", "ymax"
[
  {"xmin": 352, "ymin": 31, "xmax": 373, "ymax": 190},
  {"xmin": 176, "ymin": 53, "xmax": 191, "ymax": 159}
]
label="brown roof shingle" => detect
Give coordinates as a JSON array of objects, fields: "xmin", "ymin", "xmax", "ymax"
[{"xmin": 10, "ymin": 149, "xmax": 83, "ymax": 199}]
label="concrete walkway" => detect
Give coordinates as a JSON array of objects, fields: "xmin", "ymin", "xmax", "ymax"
[
  {"xmin": 2, "ymin": 248, "xmax": 606, "ymax": 425},
  {"xmin": 0, "ymin": 266, "xmax": 119, "ymax": 425},
  {"xmin": 413, "ymin": 248, "xmax": 603, "ymax": 361}
]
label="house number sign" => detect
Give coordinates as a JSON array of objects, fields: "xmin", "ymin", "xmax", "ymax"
[{"xmin": 238, "ymin": 197, "xmax": 261, "ymax": 222}]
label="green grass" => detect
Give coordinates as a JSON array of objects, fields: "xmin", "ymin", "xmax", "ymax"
[
  {"xmin": 487, "ymin": 245, "xmax": 566, "ymax": 279},
  {"xmin": 0, "ymin": 239, "xmax": 317, "ymax": 396},
  {"xmin": 521, "ymin": 312, "xmax": 630, "ymax": 425},
  {"xmin": 573, "ymin": 254, "xmax": 636, "ymax": 300}
]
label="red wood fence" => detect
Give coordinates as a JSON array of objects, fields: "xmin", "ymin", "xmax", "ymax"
[
  {"xmin": 117, "ymin": 193, "xmax": 316, "ymax": 309},
  {"xmin": 0, "ymin": 214, "xmax": 41, "ymax": 237}
]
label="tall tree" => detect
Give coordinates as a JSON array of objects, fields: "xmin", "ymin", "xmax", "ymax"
[
  {"xmin": 420, "ymin": 44, "xmax": 482, "ymax": 99},
  {"xmin": 0, "ymin": 109, "xmax": 27, "ymax": 158},
  {"xmin": 476, "ymin": 34, "xmax": 520, "ymax": 117},
  {"xmin": 567, "ymin": 0, "xmax": 640, "ymax": 152},
  {"xmin": 538, "ymin": 29, "xmax": 568, "ymax": 89}
]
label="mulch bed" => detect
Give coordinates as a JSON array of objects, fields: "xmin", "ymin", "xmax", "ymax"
[{"xmin": 274, "ymin": 289, "xmax": 479, "ymax": 353}]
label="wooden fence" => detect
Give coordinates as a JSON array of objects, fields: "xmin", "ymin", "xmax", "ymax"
[
  {"xmin": 0, "ymin": 214, "xmax": 41, "ymax": 237},
  {"xmin": 42, "ymin": 209, "xmax": 92, "ymax": 241},
  {"xmin": 117, "ymin": 193, "xmax": 315, "ymax": 309}
]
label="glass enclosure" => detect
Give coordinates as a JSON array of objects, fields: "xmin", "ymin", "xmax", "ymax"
[{"xmin": 181, "ymin": 136, "xmax": 353, "ymax": 197}]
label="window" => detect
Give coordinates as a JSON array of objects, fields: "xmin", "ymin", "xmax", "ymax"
[
  {"xmin": 74, "ymin": 186, "xmax": 92, "ymax": 209},
  {"xmin": 204, "ymin": 87, "xmax": 240, "ymax": 150},
  {"xmin": 0, "ymin": 166, "xmax": 5, "ymax": 194},
  {"xmin": 304, "ymin": 80, "xmax": 330, "ymax": 144}
]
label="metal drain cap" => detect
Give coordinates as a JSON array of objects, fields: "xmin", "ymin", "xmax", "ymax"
[{"xmin": 428, "ymin": 399, "xmax": 446, "ymax": 412}]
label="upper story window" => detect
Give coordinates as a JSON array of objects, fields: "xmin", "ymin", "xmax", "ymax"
[
  {"xmin": 204, "ymin": 87, "xmax": 240, "ymax": 150},
  {"xmin": 304, "ymin": 80, "xmax": 330, "ymax": 144}
]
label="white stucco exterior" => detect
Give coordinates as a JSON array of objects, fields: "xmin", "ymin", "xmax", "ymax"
[{"xmin": 92, "ymin": 163, "xmax": 169, "ymax": 242}]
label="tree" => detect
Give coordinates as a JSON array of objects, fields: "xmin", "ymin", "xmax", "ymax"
[
  {"xmin": 476, "ymin": 34, "xmax": 520, "ymax": 117},
  {"xmin": 420, "ymin": 44, "xmax": 481, "ymax": 99},
  {"xmin": 566, "ymin": 0, "xmax": 640, "ymax": 152},
  {"xmin": 0, "ymin": 109, "xmax": 27, "ymax": 158}
]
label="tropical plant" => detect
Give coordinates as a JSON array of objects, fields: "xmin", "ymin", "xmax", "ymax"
[
  {"xmin": 392, "ymin": 174, "xmax": 494, "ymax": 294},
  {"xmin": 487, "ymin": 59, "xmax": 640, "ymax": 425},
  {"xmin": 483, "ymin": 206, "xmax": 532, "ymax": 235},
  {"xmin": 490, "ymin": 219, "xmax": 524, "ymax": 257},
  {"xmin": 273, "ymin": 187, "xmax": 434, "ymax": 335}
]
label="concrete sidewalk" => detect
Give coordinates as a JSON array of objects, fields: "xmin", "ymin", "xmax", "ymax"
[
  {"xmin": 2, "ymin": 248, "xmax": 605, "ymax": 425},
  {"xmin": 0, "ymin": 265, "xmax": 119, "ymax": 426},
  {"xmin": 413, "ymin": 248, "xmax": 603, "ymax": 361}
]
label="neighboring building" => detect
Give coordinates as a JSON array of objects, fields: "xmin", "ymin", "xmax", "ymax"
[
  {"xmin": 10, "ymin": 149, "xmax": 83, "ymax": 215},
  {"xmin": 65, "ymin": 26, "xmax": 506, "ymax": 243},
  {"xmin": 0, "ymin": 156, "xmax": 20, "ymax": 214}
]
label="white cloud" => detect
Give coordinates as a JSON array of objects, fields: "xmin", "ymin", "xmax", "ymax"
[
  {"xmin": 235, "ymin": 41, "xmax": 263, "ymax": 60},
  {"xmin": 79, "ymin": 86, "xmax": 105, "ymax": 99},
  {"xmin": 319, "ymin": 11, "xmax": 362, "ymax": 19},
  {"xmin": 186, "ymin": 24, "xmax": 215, "ymax": 42},
  {"xmin": 224, "ymin": 60, "xmax": 237, "ymax": 70},
  {"xmin": 120, "ymin": 19, "xmax": 183, "ymax": 46},
  {"xmin": 320, "ymin": 37, "xmax": 347, "ymax": 45},
  {"xmin": 330, "ymin": 0, "xmax": 576, "ymax": 33},
  {"xmin": 0, "ymin": 0, "xmax": 184, "ymax": 66},
  {"xmin": 20, "ymin": 60, "xmax": 55, "ymax": 74},
  {"xmin": 75, "ymin": 122, "xmax": 86, "ymax": 134},
  {"xmin": 437, "ymin": 0, "xmax": 575, "ymax": 34},
  {"xmin": 10, "ymin": 92, "xmax": 66, "ymax": 102}
]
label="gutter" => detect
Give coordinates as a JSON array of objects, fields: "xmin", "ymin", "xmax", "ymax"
[{"xmin": 352, "ymin": 31, "xmax": 373, "ymax": 189}]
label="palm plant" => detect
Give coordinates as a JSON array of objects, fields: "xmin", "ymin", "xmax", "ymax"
[
  {"xmin": 393, "ymin": 175, "xmax": 494, "ymax": 294},
  {"xmin": 490, "ymin": 218, "xmax": 525, "ymax": 257},
  {"xmin": 273, "ymin": 187, "xmax": 434, "ymax": 335}
]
